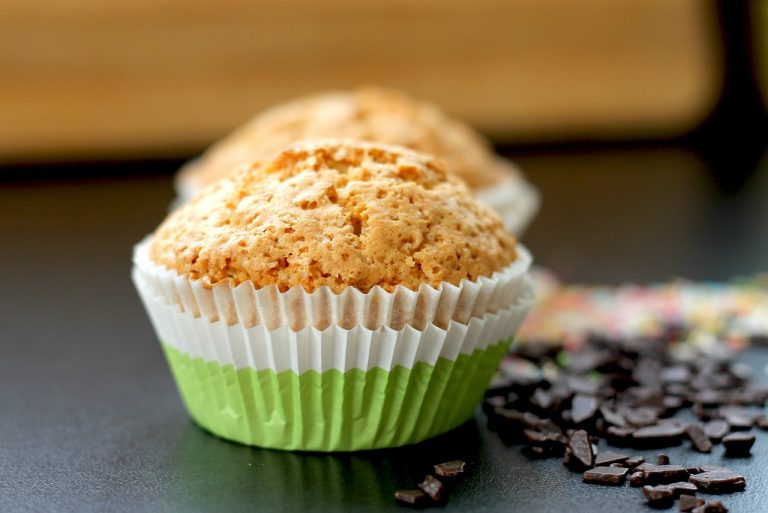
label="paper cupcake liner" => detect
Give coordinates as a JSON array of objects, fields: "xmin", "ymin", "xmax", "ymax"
[
  {"xmin": 133, "ymin": 237, "xmax": 532, "ymax": 332},
  {"xmin": 134, "ymin": 269, "xmax": 534, "ymax": 451},
  {"xmin": 174, "ymin": 158, "xmax": 200, "ymax": 204},
  {"xmin": 476, "ymin": 160, "xmax": 540, "ymax": 236}
]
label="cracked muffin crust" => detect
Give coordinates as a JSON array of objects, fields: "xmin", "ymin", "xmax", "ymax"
[
  {"xmin": 177, "ymin": 88, "xmax": 518, "ymax": 196},
  {"xmin": 153, "ymin": 140, "xmax": 518, "ymax": 293}
]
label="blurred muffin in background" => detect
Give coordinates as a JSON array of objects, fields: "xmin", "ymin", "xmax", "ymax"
[{"xmin": 175, "ymin": 88, "xmax": 539, "ymax": 234}]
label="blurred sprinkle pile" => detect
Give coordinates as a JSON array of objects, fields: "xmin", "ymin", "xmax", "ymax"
[{"xmin": 517, "ymin": 271, "xmax": 768, "ymax": 354}]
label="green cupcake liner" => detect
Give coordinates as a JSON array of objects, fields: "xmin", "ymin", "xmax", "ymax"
[{"xmin": 162, "ymin": 338, "xmax": 510, "ymax": 452}]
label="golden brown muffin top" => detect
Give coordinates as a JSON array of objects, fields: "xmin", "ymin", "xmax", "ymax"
[
  {"xmin": 178, "ymin": 88, "xmax": 511, "ymax": 194},
  {"xmin": 153, "ymin": 140, "xmax": 518, "ymax": 293}
]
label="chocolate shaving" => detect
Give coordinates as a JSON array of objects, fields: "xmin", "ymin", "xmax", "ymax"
[
  {"xmin": 679, "ymin": 495, "xmax": 705, "ymax": 511},
  {"xmin": 582, "ymin": 466, "xmax": 628, "ymax": 485},
  {"xmin": 417, "ymin": 475, "xmax": 447, "ymax": 503},
  {"xmin": 686, "ymin": 423, "xmax": 713, "ymax": 453},
  {"xmin": 563, "ymin": 430, "xmax": 594, "ymax": 471},
  {"xmin": 433, "ymin": 460, "xmax": 465, "ymax": 478}
]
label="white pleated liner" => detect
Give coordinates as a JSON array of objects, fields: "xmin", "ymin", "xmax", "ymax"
[
  {"xmin": 134, "ymin": 265, "xmax": 534, "ymax": 373},
  {"xmin": 132, "ymin": 237, "xmax": 532, "ymax": 332},
  {"xmin": 475, "ymin": 160, "xmax": 540, "ymax": 236},
  {"xmin": 173, "ymin": 158, "xmax": 200, "ymax": 204}
]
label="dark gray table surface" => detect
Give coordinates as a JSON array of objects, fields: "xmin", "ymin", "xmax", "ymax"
[{"xmin": 1, "ymin": 145, "xmax": 768, "ymax": 512}]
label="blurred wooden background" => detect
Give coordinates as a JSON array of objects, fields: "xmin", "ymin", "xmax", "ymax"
[{"xmin": 0, "ymin": 0, "xmax": 721, "ymax": 163}]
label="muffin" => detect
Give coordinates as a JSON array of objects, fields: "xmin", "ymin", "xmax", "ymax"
[
  {"xmin": 134, "ymin": 140, "xmax": 534, "ymax": 451},
  {"xmin": 175, "ymin": 88, "xmax": 539, "ymax": 234}
]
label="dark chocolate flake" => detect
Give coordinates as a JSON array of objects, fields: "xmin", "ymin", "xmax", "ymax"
[
  {"xmin": 668, "ymin": 481, "xmax": 698, "ymax": 498},
  {"xmin": 631, "ymin": 386, "xmax": 665, "ymax": 408},
  {"xmin": 721, "ymin": 408, "xmax": 753, "ymax": 431},
  {"xmin": 633, "ymin": 358, "xmax": 662, "ymax": 386},
  {"xmin": 395, "ymin": 489, "xmax": 430, "ymax": 507},
  {"xmin": 433, "ymin": 460, "xmax": 465, "ymax": 478},
  {"xmin": 689, "ymin": 469, "xmax": 746, "ymax": 493},
  {"xmin": 521, "ymin": 445, "xmax": 549, "ymax": 459},
  {"xmin": 663, "ymin": 395, "xmax": 685, "ymax": 415},
  {"xmin": 523, "ymin": 430, "xmax": 566, "ymax": 458},
  {"xmin": 571, "ymin": 394, "xmax": 599, "ymax": 424},
  {"xmin": 695, "ymin": 404, "xmax": 719, "ymax": 421},
  {"xmin": 582, "ymin": 466, "xmax": 628, "ymax": 485},
  {"xmin": 599, "ymin": 406, "xmax": 626, "ymax": 427},
  {"xmin": 661, "ymin": 365, "xmax": 691, "ymax": 384},
  {"xmin": 594, "ymin": 451, "xmax": 629, "ymax": 466},
  {"xmin": 632, "ymin": 423, "xmax": 685, "ymax": 448},
  {"xmin": 629, "ymin": 471, "xmax": 644, "ymax": 487},
  {"xmin": 691, "ymin": 500, "xmax": 729, "ymax": 513},
  {"xmin": 482, "ymin": 394, "xmax": 506, "ymax": 412},
  {"xmin": 563, "ymin": 429, "xmax": 594, "ymax": 471},
  {"xmin": 722, "ymin": 432, "xmax": 755, "ymax": 456},
  {"xmin": 417, "ymin": 475, "xmax": 447, "ymax": 503},
  {"xmin": 530, "ymin": 388, "xmax": 555, "ymax": 414},
  {"xmin": 635, "ymin": 462, "xmax": 656, "ymax": 474},
  {"xmin": 514, "ymin": 340, "xmax": 560, "ymax": 362},
  {"xmin": 704, "ymin": 419, "xmax": 729, "ymax": 443},
  {"xmin": 642, "ymin": 464, "xmax": 689, "ymax": 485},
  {"xmin": 528, "ymin": 416, "xmax": 563, "ymax": 435},
  {"xmin": 686, "ymin": 423, "xmax": 713, "ymax": 453},
  {"xmin": 643, "ymin": 484, "xmax": 675, "ymax": 507},
  {"xmin": 625, "ymin": 407, "xmax": 659, "ymax": 428},
  {"xmin": 568, "ymin": 350, "xmax": 613, "ymax": 375},
  {"xmin": 695, "ymin": 390, "xmax": 724, "ymax": 408},
  {"xmin": 744, "ymin": 384, "xmax": 768, "ymax": 405},
  {"xmin": 565, "ymin": 375, "xmax": 601, "ymax": 395},
  {"xmin": 666, "ymin": 383, "xmax": 690, "ymax": 397},
  {"xmin": 606, "ymin": 426, "xmax": 635, "ymax": 446},
  {"xmin": 679, "ymin": 495, "xmax": 705, "ymax": 512}
]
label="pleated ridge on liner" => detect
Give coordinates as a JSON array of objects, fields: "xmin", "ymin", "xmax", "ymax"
[
  {"xmin": 134, "ymin": 266, "xmax": 535, "ymax": 373},
  {"xmin": 132, "ymin": 236, "xmax": 533, "ymax": 332}
]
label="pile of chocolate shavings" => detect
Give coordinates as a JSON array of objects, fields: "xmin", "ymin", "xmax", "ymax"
[{"xmin": 482, "ymin": 332, "xmax": 768, "ymax": 511}]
